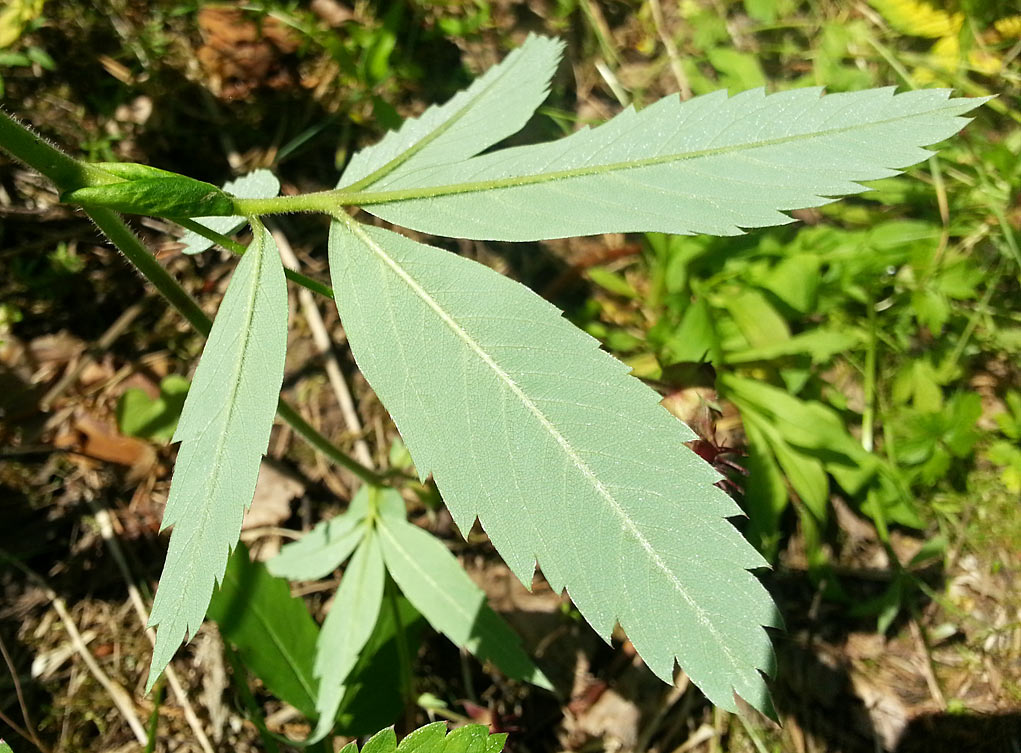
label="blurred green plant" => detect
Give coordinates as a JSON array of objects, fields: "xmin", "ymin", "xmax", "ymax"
[
  {"xmin": 987, "ymin": 390, "xmax": 1021, "ymax": 492},
  {"xmin": 569, "ymin": 0, "xmax": 1018, "ymax": 632},
  {"xmin": 0, "ymin": 0, "xmax": 45, "ymax": 49},
  {"xmin": 117, "ymin": 375, "xmax": 190, "ymax": 442}
]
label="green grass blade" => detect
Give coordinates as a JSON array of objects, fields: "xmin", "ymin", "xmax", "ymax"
[
  {"xmin": 146, "ymin": 227, "xmax": 288, "ymax": 691},
  {"xmin": 350, "ymin": 87, "xmax": 988, "ymax": 240},
  {"xmin": 328, "ymin": 218, "xmax": 779, "ymax": 713}
]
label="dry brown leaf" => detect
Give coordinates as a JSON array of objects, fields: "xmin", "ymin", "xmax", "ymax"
[
  {"xmin": 241, "ymin": 460, "xmax": 305, "ymax": 530},
  {"xmin": 72, "ymin": 412, "xmax": 156, "ymax": 475}
]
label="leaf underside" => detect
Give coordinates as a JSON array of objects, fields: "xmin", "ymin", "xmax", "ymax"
[
  {"xmin": 147, "ymin": 228, "xmax": 288, "ymax": 691},
  {"xmin": 338, "ymin": 33, "xmax": 564, "ymax": 190},
  {"xmin": 329, "ymin": 218, "xmax": 780, "ymax": 713},
  {"xmin": 324, "ymin": 39, "xmax": 986, "ymax": 713},
  {"xmin": 355, "ymin": 86, "xmax": 986, "ymax": 241},
  {"xmin": 311, "ymin": 528, "xmax": 385, "ymax": 741},
  {"xmin": 267, "ymin": 485, "xmax": 373, "ymax": 581}
]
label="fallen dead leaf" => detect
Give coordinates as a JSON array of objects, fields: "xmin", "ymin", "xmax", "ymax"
[
  {"xmin": 242, "ymin": 460, "xmax": 305, "ymax": 530},
  {"xmin": 72, "ymin": 411, "xmax": 156, "ymax": 479},
  {"xmin": 310, "ymin": 0, "xmax": 353, "ymax": 26}
]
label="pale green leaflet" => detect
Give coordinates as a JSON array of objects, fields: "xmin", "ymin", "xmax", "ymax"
[{"xmin": 138, "ymin": 33, "xmax": 985, "ymax": 721}]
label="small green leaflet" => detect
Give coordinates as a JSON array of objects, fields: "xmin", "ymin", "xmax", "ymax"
[
  {"xmin": 339, "ymin": 34, "xmax": 563, "ymax": 191},
  {"xmin": 178, "ymin": 169, "xmax": 281, "ymax": 255},
  {"xmin": 117, "ymin": 374, "xmax": 190, "ymax": 441},
  {"xmin": 267, "ymin": 485, "xmax": 372, "ymax": 580},
  {"xmin": 349, "ymin": 86, "xmax": 988, "ymax": 241},
  {"xmin": 63, "ymin": 163, "xmax": 234, "ymax": 218},
  {"xmin": 376, "ymin": 502, "xmax": 551, "ymax": 689},
  {"xmin": 335, "ymin": 590, "xmax": 425, "ymax": 736},
  {"xmin": 147, "ymin": 227, "xmax": 288, "ymax": 691},
  {"xmin": 346, "ymin": 722, "xmax": 507, "ymax": 753},
  {"xmin": 333, "ymin": 589, "xmax": 424, "ymax": 735},
  {"xmin": 207, "ymin": 543, "xmax": 319, "ymax": 717},
  {"xmin": 311, "ymin": 527, "xmax": 385, "ymax": 741},
  {"xmin": 328, "ymin": 218, "xmax": 779, "ymax": 713}
]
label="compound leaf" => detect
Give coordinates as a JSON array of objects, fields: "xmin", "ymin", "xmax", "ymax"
[
  {"xmin": 350, "ymin": 85, "xmax": 987, "ymax": 240},
  {"xmin": 328, "ymin": 218, "xmax": 779, "ymax": 713},
  {"xmin": 206, "ymin": 542, "xmax": 319, "ymax": 717},
  {"xmin": 339, "ymin": 34, "xmax": 563, "ymax": 190},
  {"xmin": 376, "ymin": 508, "xmax": 551, "ymax": 689},
  {"xmin": 311, "ymin": 528, "xmax": 385, "ymax": 741},
  {"xmin": 147, "ymin": 227, "xmax": 288, "ymax": 691}
]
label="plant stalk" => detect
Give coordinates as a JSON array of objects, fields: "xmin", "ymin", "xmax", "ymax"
[
  {"xmin": 0, "ymin": 109, "xmax": 112, "ymax": 191},
  {"xmin": 0, "ymin": 111, "xmax": 382, "ymax": 488},
  {"xmin": 862, "ymin": 299, "xmax": 878, "ymax": 454},
  {"xmin": 176, "ymin": 218, "xmax": 336, "ymax": 300}
]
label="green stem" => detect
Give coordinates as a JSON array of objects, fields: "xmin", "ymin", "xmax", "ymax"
[
  {"xmin": 0, "ymin": 112, "xmax": 380, "ymax": 488},
  {"xmin": 176, "ymin": 218, "xmax": 335, "ymax": 300},
  {"xmin": 939, "ymin": 258, "xmax": 1004, "ymax": 381},
  {"xmin": 143, "ymin": 678, "xmax": 165, "ymax": 753},
  {"xmin": 91, "ymin": 206, "xmax": 213, "ymax": 335},
  {"xmin": 176, "ymin": 217, "xmax": 249, "ymax": 255},
  {"xmin": 276, "ymin": 400, "xmax": 388, "ymax": 486},
  {"xmin": 0, "ymin": 109, "xmax": 112, "ymax": 190}
]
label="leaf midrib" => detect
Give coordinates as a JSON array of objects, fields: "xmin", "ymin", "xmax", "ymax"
[
  {"xmin": 220, "ymin": 567, "xmax": 318, "ymax": 706},
  {"xmin": 338, "ymin": 102, "xmax": 960, "ymax": 206},
  {"xmin": 339, "ymin": 40, "xmax": 544, "ymax": 193},
  {"xmin": 157, "ymin": 234, "xmax": 267, "ymax": 631},
  {"xmin": 341, "ymin": 217, "xmax": 741, "ymax": 676},
  {"xmin": 378, "ymin": 518, "xmax": 479, "ymax": 631}
]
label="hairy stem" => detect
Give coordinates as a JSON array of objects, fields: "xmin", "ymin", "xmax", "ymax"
[
  {"xmin": 0, "ymin": 109, "xmax": 112, "ymax": 191},
  {"xmin": 176, "ymin": 218, "xmax": 335, "ymax": 300},
  {"xmin": 0, "ymin": 111, "xmax": 381, "ymax": 487}
]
